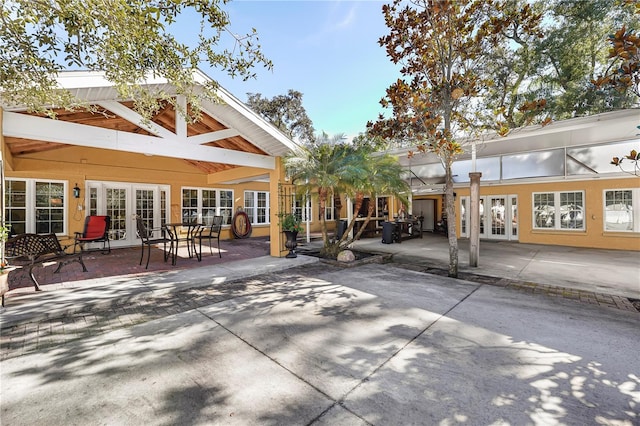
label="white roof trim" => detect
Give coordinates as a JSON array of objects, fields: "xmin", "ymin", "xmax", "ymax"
[{"xmin": 3, "ymin": 112, "xmax": 275, "ymax": 169}]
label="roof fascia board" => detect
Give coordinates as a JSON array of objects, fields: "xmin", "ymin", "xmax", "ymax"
[
  {"xmin": 3, "ymin": 111, "xmax": 275, "ymax": 169},
  {"xmin": 214, "ymin": 85, "xmax": 298, "ymax": 151},
  {"xmin": 389, "ymin": 109, "xmax": 640, "ymax": 163}
]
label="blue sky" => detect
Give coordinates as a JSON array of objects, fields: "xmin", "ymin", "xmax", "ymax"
[{"xmin": 204, "ymin": 0, "xmax": 401, "ymax": 141}]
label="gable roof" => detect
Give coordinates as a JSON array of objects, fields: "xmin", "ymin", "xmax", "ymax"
[{"xmin": 1, "ymin": 69, "xmax": 297, "ymax": 173}]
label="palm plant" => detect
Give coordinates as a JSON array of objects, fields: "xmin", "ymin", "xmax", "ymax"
[
  {"xmin": 285, "ymin": 135, "xmax": 409, "ymax": 258},
  {"xmin": 338, "ymin": 150, "xmax": 409, "ymax": 249},
  {"xmin": 284, "ymin": 133, "xmax": 357, "ymax": 249}
]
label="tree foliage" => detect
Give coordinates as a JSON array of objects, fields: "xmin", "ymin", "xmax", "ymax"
[
  {"xmin": 0, "ymin": 0, "xmax": 272, "ymax": 121},
  {"xmin": 245, "ymin": 90, "xmax": 316, "ymax": 145},
  {"xmin": 369, "ymin": 0, "xmax": 542, "ymax": 277},
  {"xmin": 593, "ymin": 0, "xmax": 640, "ymax": 98},
  {"xmin": 534, "ymin": 0, "xmax": 637, "ymax": 118}
]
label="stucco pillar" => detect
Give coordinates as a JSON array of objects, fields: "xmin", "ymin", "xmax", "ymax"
[
  {"xmin": 469, "ymin": 172, "xmax": 482, "ymax": 267},
  {"xmin": 269, "ymin": 157, "xmax": 288, "ymax": 257}
]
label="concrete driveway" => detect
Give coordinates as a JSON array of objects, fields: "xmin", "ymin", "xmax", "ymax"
[{"xmin": 1, "ymin": 262, "xmax": 638, "ymax": 425}]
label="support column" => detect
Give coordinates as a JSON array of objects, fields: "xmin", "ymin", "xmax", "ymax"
[
  {"xmin": 269, "ymin": 157, "xmax": 288, "ymax": 257},
  {"xmin": 469, "ymin": 172, "xmax": 482, "ymax": 267}
]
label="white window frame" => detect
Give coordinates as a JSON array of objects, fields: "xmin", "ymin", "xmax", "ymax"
[
  {"xmin": 181, "ymin": 187, "xmax": 234, "ymax": 226},
  {"xmin": 293, "ymin": 194, "xmax": 312, "ymax": 223},
  {"xmin": 323, "ymin": 196, "xmax": 335, "ymax": 221},
  {"xmin": 532, "ymin": 191, "xmax": 585, "ymax": 231},
  {"xmin": 603, "ymin": 188, "xmax": 639, "ymax": 233},
  {"xmin": 244, "ymin": 190, "xmax": 270, "ymax": 225},
  {"xmin": 4, "ymin": 178, "xmax": 69, "ymax": 236}
]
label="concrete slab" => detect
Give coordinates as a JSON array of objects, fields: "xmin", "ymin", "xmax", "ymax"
[
  {"xmin": 0, "ymin": 255, "xmax": 318, "ymax": 328},
  {"xmin": 0, "ymin": 309, "xmax": 333, "ymax": 425},
  {"xmin": 1, "ymin": 262, "xmax": 638, "ymax": 425},
  {"xmin": 349, "ymin": 236, "xmax": 640, "ymax": 299},
  {"xmin": 342, "ymin": 281, "xmax": 640, "ymax": 425}
]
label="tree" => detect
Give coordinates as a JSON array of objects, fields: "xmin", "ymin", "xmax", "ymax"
[
  {"xmin": 591, "ymin": 0, "xmax": 640, "ymax": 174},
  {"xmin": 533, "ymin": 0, "xmax": 637, "ymax": 118},
  {"xmin": 338, "ymin": 149, "xmax": 409, "ymax": 254},
  {"xmin": 369, "ymin": 0, "xmax": 542, "ymax": 277},
  {"xmin": 0, "ymin": 0, "xmax": 272, "ymax": 121},
  {"xmin": 284, "ymin": 134, "xmax": 408, "ymax": 258},
  {"xmin": 245, "ymin": 90, "xmax": 316, "ymax": 145},
  {"xmin": 284, "ymin": 133, "xmax": 357, "ymax": 256},
  {"xmin": 593, "ymin": 0, "xmax": 640, "ymax": 98}
]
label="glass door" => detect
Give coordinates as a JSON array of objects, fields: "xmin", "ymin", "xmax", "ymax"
[
  {"xmin": 86, "ymin": 181, "xmax": 170, "ymax": 248},
  {"xmin": 488, "ymin": 196, "xmax": 508, "ymax": 239},
  {"xmin": 460, "ymin": 195, "xmax": 518, "ymax": 241}
]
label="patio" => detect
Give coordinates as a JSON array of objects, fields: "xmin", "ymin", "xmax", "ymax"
[{"xmin": 5, "ymin": 237, "xmax": 272, "ymax": 296}]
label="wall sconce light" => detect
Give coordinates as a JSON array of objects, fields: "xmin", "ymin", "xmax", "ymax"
[{"xmin": 73, "ymin": 184, "xmax": 81, "ymax": 199}]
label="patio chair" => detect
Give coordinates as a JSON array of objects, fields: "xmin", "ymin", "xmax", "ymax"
[
  {"xmin": 135, "ymin": 216, "xmax": 173, "ymax": 269},
  {"xmin": 74, "ymin": 215, "xmax": 111, "ymax": 254},
  {"xmin": 195, "ymin": 215, "xmax": 223, "ymax": 260}
]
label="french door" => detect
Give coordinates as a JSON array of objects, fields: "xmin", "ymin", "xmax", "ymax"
[
  {"xmin": 86, "ymin": 181, "xmax": 170, "ymax": 248},
  {"xmin": 460, "ymin": 195, "xmax": 518, "ymax": 241}
]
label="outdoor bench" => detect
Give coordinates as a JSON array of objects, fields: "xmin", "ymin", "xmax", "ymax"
[{"xmin": 4, "ymin": 233, "xmax": 87, "ymax": 292}]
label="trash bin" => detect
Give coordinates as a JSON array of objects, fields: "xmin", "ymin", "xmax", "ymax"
[
  {"xmin": 382, "ymin": 221, "xmax": 395, "ymax": 244},
  {"xmin": 336, "ymin": 220, "xmax": 348, "ymax": 239}
]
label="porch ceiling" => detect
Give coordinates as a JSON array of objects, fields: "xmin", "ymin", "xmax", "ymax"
[{"xmin": 1, "ymin": 70, "xmax": 297, "ymax": 174}]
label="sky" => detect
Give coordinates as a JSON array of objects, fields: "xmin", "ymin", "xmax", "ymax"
[{"xmin": 195, "ymin": 0, "xmax": 401, "ymax": 141}]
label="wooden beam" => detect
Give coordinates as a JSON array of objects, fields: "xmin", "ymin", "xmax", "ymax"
[{"xmin": 3, "ymin": 112, "xmax": 275, "ymax": 169}]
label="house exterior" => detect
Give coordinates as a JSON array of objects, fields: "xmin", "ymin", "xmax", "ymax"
[
  {"xmin": 2, "ymin": 71, "xmax": 638, "ymax": 253},
  {"xmin": 1, "ymin": 70, "xmax": 298, "ymax": 257},
  {"xmin": 388, "ymin": 109, "xmax": 640, "ymax": 251}
]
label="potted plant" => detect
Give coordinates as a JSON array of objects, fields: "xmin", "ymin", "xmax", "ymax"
[
  {"xmin": 0, "ymin": 224, "xmax": 13, "ymax": 308},
  {"xmin": 280, "ymin": 214, "xmax": 303, "ymax": 258}
]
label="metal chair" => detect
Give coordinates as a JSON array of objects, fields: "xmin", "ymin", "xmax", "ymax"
[
  {"xmin": 135, "ymin": 216, "xmax": 173, "ymax": 269},
  {"xmin": 195, "ymin": 215, "xmax": 223, "ymax": 260},
  {"xmin": 74, "ymin": 215, "xmax": 111, "ymax": 254}
]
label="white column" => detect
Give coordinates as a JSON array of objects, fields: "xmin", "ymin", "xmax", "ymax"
[{"xmin": 469, "ymin": 172, "xmax": 482, "ymax": 267}]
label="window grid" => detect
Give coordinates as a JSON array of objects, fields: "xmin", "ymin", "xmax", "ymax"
[
  {"xmin": 604, "ymin": 189, "xmax": 635, "ymax": 232},
  {"xmin": 294, "ymin": 195, "xmax": 311, "ymax": 223},
  {"xmin": 35, "ymin": 182, "xmax": 65, "ymax": 234},
  {"xmin": 533, "ymin": 191, "xmax": 584, "ymax": 230},
  {"xmin": 5, "ymin": 180, "xmax": 27, "ymax": 235},
  {"xmin": 323, "ymin": 197, "xmax": 335, "ymax": 221},
  {"xmin": 244, "ymin": 191, "xmax": 269, "ymax": 225},
  {"xmin": 219, "ymin": 190, "xmax": 233, "ymax": 225},
  {"xmin": 181, "ymin": 188, "xmax": 234, "ymax": 226},
  {"xmin": 534, "ymin": 193, "xmax": 555, "ymax": 229},
  {"xmin": 202, "ymin": 190, "xmax": 217, "ymax": 225},
  {"xmin": 182, "ymin": 189, "xmax": 199, "ymax": 223}
]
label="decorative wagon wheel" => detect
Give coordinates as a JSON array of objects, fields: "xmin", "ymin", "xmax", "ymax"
[{"xmin": 231, "ymin": 209, "xmax": 252, "ymax": 239}]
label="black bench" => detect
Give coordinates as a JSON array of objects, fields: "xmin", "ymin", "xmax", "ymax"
[{"xmin": 4, "ymin": 233, "xmax": 87, "ymax": 292}]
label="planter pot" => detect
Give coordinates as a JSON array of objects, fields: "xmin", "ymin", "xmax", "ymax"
[
  {"xmin": 283, "ymin": 230, "xmax": 298, "ymax": 258},
  {"xmin": 0, "ymin": 267, "xmax": 17, "ymax": 308}
]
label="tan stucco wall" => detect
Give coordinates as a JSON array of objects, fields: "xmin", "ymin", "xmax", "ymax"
[
  {"xmin": 453, "ymin": 176, "xmax": 640, "ymax": 251},
  {"xmin": 2, "ymin": 144, "xmax": 278, "ymax": 243}
]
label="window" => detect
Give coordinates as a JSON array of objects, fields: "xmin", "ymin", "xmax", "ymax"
[
  {"xmin": 5, "ymin": 179, "xmax": 67, "ymax": 235},
  {"xmin": 293, "ymin": 194, "xmax": 311, "ymax": 223},
  {"xmin": 244, "ymin": 191, "xmax": 269, "ymax": 224},
  {"xmin": 321, "ymin": 196, "xmax": 335, "ymax": 221},
  {"xmin": 533, "ymin": 191, "xmax": 584, "ymax": 230},
  {"xmin": 181, "ymin": 188, "xmax": 234, "ymax": 226},
  {"xmin": 604, "ymin": 189, "xmax": 638, "ymax": 232}
]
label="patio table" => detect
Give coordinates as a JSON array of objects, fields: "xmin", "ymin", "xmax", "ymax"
[{"xmin": 163, "ymin": 223, "xmax": 204, "ymax": 264}]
